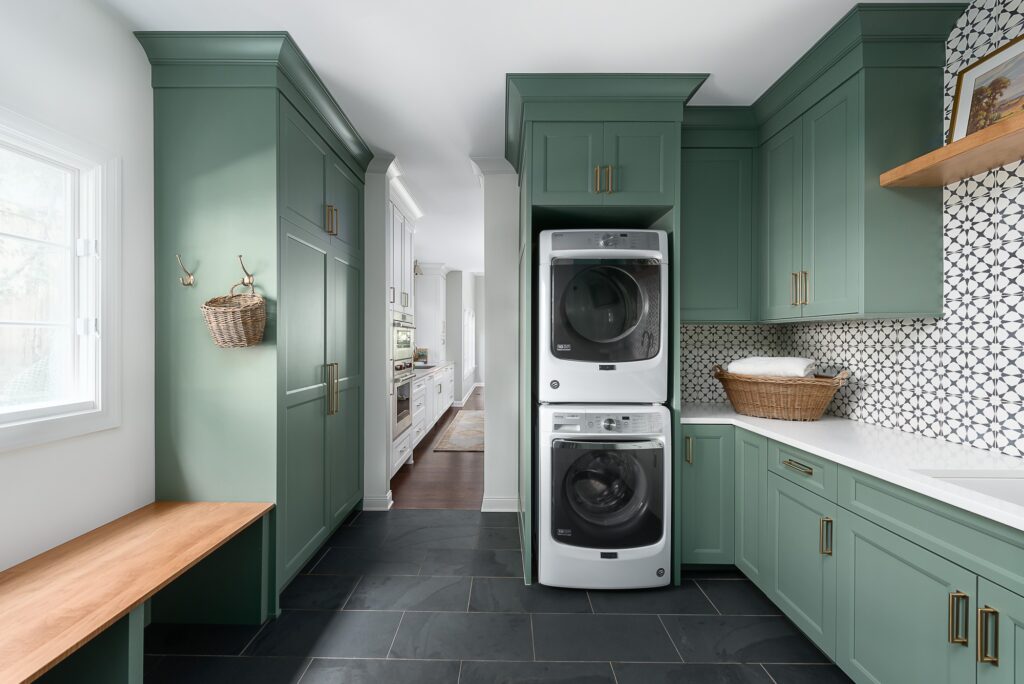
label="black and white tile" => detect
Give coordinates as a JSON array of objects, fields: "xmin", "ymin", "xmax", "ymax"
[{"xmin": 682, "ymin": 0, "xmax": 1024, "ymax": 458}]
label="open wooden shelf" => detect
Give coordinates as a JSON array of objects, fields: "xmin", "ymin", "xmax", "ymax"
[{"xmin": 880, "ymin": 114, "xmax": 1024, "ymax": 187}]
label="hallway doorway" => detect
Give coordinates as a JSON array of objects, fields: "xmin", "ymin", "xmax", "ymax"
[{"xmin": 391, "ymin": 386, "xmax": 485, "ymax": 509}]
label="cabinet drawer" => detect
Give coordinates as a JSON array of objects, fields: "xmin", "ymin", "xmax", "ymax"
[
  {"xmin": 413, "ymin": 378, "xmax": 426, "ymax": 394},
  {"xmin": 391, "ymin": 433, "xmax": 411, "ymax": 474},
  {"xmin": 768, "ymin": 440, "xmax": 838, "ymax": 502},
  {"xmin": 839, "ymin": 467, "xmax": 1024, "ymax": 598}
]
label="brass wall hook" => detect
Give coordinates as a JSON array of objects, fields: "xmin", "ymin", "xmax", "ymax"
[
  {"xmin": 237, "ymin": 254, "xmax": 255, "ymax": 287},
  {"xmin": 176, "ymin": 254, "xmax": 195, "ymax": 287}
]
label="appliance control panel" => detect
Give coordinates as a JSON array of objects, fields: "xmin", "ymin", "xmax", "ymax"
[
  {"xmin": 551, "ymin": 410, "xmax": 663, "ymax": 434},
  {"xmin": 550, "ymin": 230, "xmax": 660, "ymax": 252}
]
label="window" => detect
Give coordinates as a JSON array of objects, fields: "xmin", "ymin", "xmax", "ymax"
[{"xmin": 0, "ymin": 108, "xmax": 120, "ymax": 450}]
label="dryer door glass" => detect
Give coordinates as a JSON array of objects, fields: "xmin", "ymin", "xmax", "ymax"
[
  {"xmin": 550, "ymin": 439, "xmax": 664, "ymax": 549},
  {"xmin": 550, "ymin": 258, "xmax": 661, "ymax": 362}
]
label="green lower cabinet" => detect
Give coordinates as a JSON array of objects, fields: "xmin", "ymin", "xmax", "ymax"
[
  {"xmin": 681, "ymin": 425, "xmax": 735, "ymax": 565},
  {"xmin": 836, "ymin": 508, "xmax": 977, "ymax": 684},
  {"xmin": 978, "ymin": 578, "xmax": 1024, "ymax": 683},
  {"xmin": 734, "ymin": 429, "xmax": 768, "ymax": 589},
  {"xmin": 767, "ymin": 471, "xmax": 837, "ymax": 658}
]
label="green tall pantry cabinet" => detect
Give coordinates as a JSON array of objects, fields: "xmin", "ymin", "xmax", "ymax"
[{"xmin": 139, "ymin": 32, "xmax": 370, "ymax": 606}]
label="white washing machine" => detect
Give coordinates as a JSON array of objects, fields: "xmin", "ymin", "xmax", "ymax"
[
  {"xmin": 538, "ymin": 229, "xmax": 668, "ymax": 404},
  {"xmin": 538, "ymin": 403, "xmax": 671, "ymax": 589}
]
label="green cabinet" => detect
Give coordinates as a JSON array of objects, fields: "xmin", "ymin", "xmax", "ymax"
[
  {"xmin": 978, "ymin": 578, "xmax": 1024, "ymax": 683},
  {"xmin": 767, "ymin": 471, "xmax": 837, "ymax": 658},
  {"xmin": 760, "ymin": 117, "xmax": 804, "ymax": 321},
  {"xmin": 836, "ymin": 509, "xmax": 977, "ymax": 684},
  {"xmin": 680, "ymin": 148, "xmax": 753, "ymax": 322},
  {"xmin": 734, "ymin": 429, "xmax": 768, "ymax": 589},
  {"xmin": 532, "ymin": 121, "xmax": 677, "ymax": 206},
  {"xmin": 681, "ymin": 425, "xmax": 735, "ymax": 565}
]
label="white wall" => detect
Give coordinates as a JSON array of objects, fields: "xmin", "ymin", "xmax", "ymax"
[
  {"xmin": 0, "ymin": 0, "xmax": 154, "ymax": 569},
  {"xmin": 445, "ymin": 270, "xmax": 478, "ymax": 404},
  {"xmin": 475, "ymin": 159, "xmax": 519, "ymax": 512},
  {"xmin": 474, "ymin": 274, "xmax": 485, "ymax": 385}
]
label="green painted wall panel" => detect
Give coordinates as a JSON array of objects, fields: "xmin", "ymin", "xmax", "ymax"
[{"xmin": 681, "ymin": 425, "xmax": 735, "ymax": 565}]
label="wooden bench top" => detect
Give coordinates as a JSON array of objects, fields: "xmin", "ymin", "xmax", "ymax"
[{"xmin": 0, "ymin": 501, "xmax": 273, "ymax": 683}]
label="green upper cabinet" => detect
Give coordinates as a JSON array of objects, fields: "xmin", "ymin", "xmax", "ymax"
[
  {"xmin": 327, "ymin": 154, "xmax": 363, "ymax": 254},
  {"xmin": 836, "ymin": 508, "xmax": 977, "ymax": 684},
  {"xmin": 767, "ymin": 471, "xmax": 837, "ymax": 658},
  {"xmin": 978, "ymin": 578, "xmax": 1024, "ymax": 684},
  {"xmin": 680, "ymin": 148, "xmax": 753, "ymax": 322},
  {"xmin": 734, "ymin": 429, "xmax": 768, "ymax": 589},
  {"xmin": 281, "ymin": 101, "xmax": 328, "ymax": 238},
  {"xmin": 681, "ymin": 425, "xmax": 735, "ymax": 565},
  {"xmin": 760, "ymin": 118, "xmax": 804, "ymax": 321},
  {"xmin": 532, "ymin": 121, "xmax": 678, "ymax": 206}
]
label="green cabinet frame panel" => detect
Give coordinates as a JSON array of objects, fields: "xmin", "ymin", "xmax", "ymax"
[
  {"xmin": 680, "ymin": 148, "xmax": 753, "ymax": 322},
  {"xmin": 734, "ymin": 428, "xmax": 768, "ymax": 589},
  {"xmin": 531, "ymin": 122, "xmax": 604, "ymax": 205},
  {"xmin": 767, "ymin": 471, "xmax": 837, "ymax": 658},
  {"xmin": 603, "ymin": 122, "xmax": 678, "ymax": 206},
  {"xmin": 681, "ymin": 425, "xmax": 735, "ymax": 565}
]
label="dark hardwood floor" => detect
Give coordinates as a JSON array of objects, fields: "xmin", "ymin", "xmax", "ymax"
[{"xmin": 390, "ymin": 386, "xmax": 484, "ymax": 510}]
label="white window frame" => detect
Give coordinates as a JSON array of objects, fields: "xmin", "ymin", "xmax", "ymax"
[{"xmin": 0, "ymin": 106, "xmax": 122, "ymax": 452}]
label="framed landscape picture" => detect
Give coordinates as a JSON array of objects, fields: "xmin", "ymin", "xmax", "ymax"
[{"xmin": 950, "ymin": 34, "xmax": 1024, "ymax": 142}]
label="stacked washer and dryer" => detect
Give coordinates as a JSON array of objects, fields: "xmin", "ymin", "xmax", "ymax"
[{"xmin": 537, "ymin": 229, "xmax": 671, "ymax": 590}]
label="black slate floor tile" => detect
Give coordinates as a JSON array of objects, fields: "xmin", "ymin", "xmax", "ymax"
[
  {"xmin": 531, "ymin": 614, "xmax": 681, "ymax": 662},
  {"xmin": 660, "ymin": 615, "xmax": 829, "ymax": 664},
  {"xmin": 697, "ymin": 579, "xmax": 782, "ymax": 615},
  {"xmin": 682, "ymin": 566, "xmax": 747, "ymax": 580},
  {"xmin": 613, "ymin": 662, "xmax": 772, "ymax": 684},
  {"xmin": 144, "ymin": 655, "xmax": 309, "ymax": 684},
  {"xmin": 243, "ymin": 610, "xmax": 402, "ymax": 658},
  {"xmin": 344, "ymin": 575, "xmax": 472, "ymax": 611},
  {"xmin": 326, "ymin": 524, "xmax": 390, "ymax": 548},
  {"xmin": 763, "ymin": 663, "xmax": 854, "ymax": 683},
  {"xmin": 587, "ymin": 581, "xmax": 715, "ymax": 614},
  {"xmin": 144, "ymin": 623, "xmax": 262, "ymax": 656},
  {"xmin": 279, "ymin": 573, "xmax": 360, "ymax": 610},
  {"xmin": 301, "ymin": 657, "xmax": 460, "ymax": 684},
  {"xmin": 469, "ymin": 577, "xmax": 592, "ymax": 613},
  {"xmin": 313, "ymin": 547, "xmax": 424, "ymax": 576},
  {"xmin": 352, "ymin": 510, "xmax": 518, "ymax": 528},
  {"xmin": 419, "ymin": 548, "xmax": 523, "ymax": 577},
  {"xmin": 383, "ymin": 525, "xmax": 521, "ymax": 550},
  {"xmin": 300, "ymin": 547, "xmax": 330, "ymax": 574},
  {"xmin": 389, "ymin": 611, "xmax": 533, "ymax": 661},
  {"xmin": 460, "ymin": 660, "xmax": 615, "ymax": 683}
]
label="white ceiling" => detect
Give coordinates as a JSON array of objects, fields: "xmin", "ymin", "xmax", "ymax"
[{"xmin": 100, "ymin": 0, "xmax": 960, "ymax": 273}]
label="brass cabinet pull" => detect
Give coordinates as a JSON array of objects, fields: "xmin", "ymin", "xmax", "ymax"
[
  {"xmin": 948, "ymin": 592, "xmax": 969, "ymax": 646},
  {"xmin": 978, "ymin": 606, "xmax": 1000, "ymax": 665},
  {"xmin": 389, "ymin": 287, "xmax": 395, "ymax": 304},
  {"xmin": 605, "ymin": 165, "xmax": 613, "ymax": 194},
  {"xmin": 685, "ymin": 435, "xmax": 693, "ymax": 464},
  {"xmin": 782, "ymin": 458, "xmax": 814, "ymax": 476},
  {"xmin": 791, "ymin": 272, "xmax": 798, "ymax": 306},
  {"xmin": 800, "ymin": 271, "xmax": 809, "ymax": 305},
  {"xmin": 325, "ymin": 363, "xmax": 336, "ymax": 416},
  {"xmin": 593, "ymin": 166, "xmax": 600, "ymax": 193},
  {"xmin": 325, "ymin": 204, "xmax": 338, "ymax": 236},
  {"xmin": 819, "ymin": 517, "xmax": 833, "ymax": 555}
]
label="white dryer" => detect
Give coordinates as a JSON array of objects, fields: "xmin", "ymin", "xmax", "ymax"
[
  {"xmin": 538, "ymin": 229, "xmax": 668, "ymax": 404},
  {"xmin": 538, "ymin": 403, "xmax": 671, "ymax": 590}
]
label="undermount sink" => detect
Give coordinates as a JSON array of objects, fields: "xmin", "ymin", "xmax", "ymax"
[
  {"xmin": 914, "ymin": 469, "xmax": 1024, "ymax": 506},
  {"xmin": 414, "ymin": 363, "xmax": 436, "ymax": 369}
]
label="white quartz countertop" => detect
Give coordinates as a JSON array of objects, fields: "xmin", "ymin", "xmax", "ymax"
[
  {"xmin": 681, "ymin": 403, "xmax": 1024, "ymax": 534},
  {"xmin": 413, "ymin": 361, "xmax": 452, "ymax": 378}
]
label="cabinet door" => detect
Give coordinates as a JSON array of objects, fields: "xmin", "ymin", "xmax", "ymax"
[
  {"xmin": 760, "ymin": 118, "xmax": 804, "ymax": 321},
  {"xmin": 604, "ymin": 122, "xmax": 678, "ymax": 206},
  {"xmin": 531, "ymin": 122, "xmax": 604, "ymax": 205},
  {"xmin": 767, "ymin": 472, "xmax": 837, "ymax": 658},
  {"xmin": 978, "ymin": 578, "xmax": 1024, "ymax": 684},
  {"xmin": 391, "ymin": 204, "xmax": 405, "ymax": 311},
  {"xmin": 326, "ymin": 249, "xmax": 363, "ymax": 527},
  {"xmin": 280, "ymin": 100, "xmax": 327, "ymax": 237},
  {"xmin": 735, "ymin": 429, "xmax": 768, "ymax": 589},
  {"xmin": 801, "ymin": 76, "xmax": 861, "ymax": 318},
  {"xmin": 403, "ymin": 221, "xmax": 415, "ymax": 313},
  {"xmin": 326, "ymin": 154, "xmax": 363, "ymax": 254},
  {"xmin": 280, "ymin": 225, "xmax": 329, "ymax": 580},
  {"xmin": 836, "ymin": 509, "xmax": 977, "ymax": 684},
  {"xmin": 681, "ymin": 148, "xmax": 753, "ymax": 322},
  {"xmin": 681, "ymin": 425, "xmax": 735, "ymax": 565}
]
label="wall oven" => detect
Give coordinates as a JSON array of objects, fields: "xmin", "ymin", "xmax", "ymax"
[
  {"xmin": 393, "ymin": 311, "xmax": 415, "ymax": 364},
  {"xmin": 392, "ymin": 312, "xmax": 415, "ymax": 436}
]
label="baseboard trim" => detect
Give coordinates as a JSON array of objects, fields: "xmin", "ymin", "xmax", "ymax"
[
  {"xmin": 453, "ymin": 384, "xmax": 476, "ymax": 408},
  {"xmin": 481, "ymin": 496, "xmax": 518, "ymax": 513},
  {"xmin": 361, "ymin": 493, "xmax": 394, "ymax": 511}
]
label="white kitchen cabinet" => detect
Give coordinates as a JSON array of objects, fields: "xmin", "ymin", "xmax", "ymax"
[{"xmin": 389, "ymin": 201, "xmax": 415, "ymax": 314}]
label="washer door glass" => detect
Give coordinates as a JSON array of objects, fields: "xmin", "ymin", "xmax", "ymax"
[
  {"xmin": 564, "ymin": 266, "xmax": 643, "ymax": 344},
  {"xmin": 550, "ymin": 439, "xmax": 664, "ymax": 549}
]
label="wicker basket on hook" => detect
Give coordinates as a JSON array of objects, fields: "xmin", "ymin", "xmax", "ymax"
[
  {"xmin": 201, "ymin": 282, "xmax": 266, "ymax": 348},
  {"xmin": 713, "ymin": 365, "xmax": 849, "ymax": 421}
]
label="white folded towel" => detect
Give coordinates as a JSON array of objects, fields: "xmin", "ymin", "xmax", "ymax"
[{"xmin": 727, "ymin": 356, "xmax": 816, "ymax": 377}]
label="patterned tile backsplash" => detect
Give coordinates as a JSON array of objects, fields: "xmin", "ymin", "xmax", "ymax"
[{"xmin": 681, "ymin": 0, "xmax": 1024, "ymax": 458}]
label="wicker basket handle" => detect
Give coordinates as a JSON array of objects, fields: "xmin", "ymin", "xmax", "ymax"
[
  {"xmin": 229, "ymin": 281, "xmax": 256, "ymax": 297},
  {"xmin": 834, "ymin": 370, "xmax": 851, "ymax": 385},
  {"xmin": 712, "ymin": 364, "xmax": 725, "ymax": 377}
]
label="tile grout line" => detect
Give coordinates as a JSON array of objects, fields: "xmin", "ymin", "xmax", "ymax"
[
  {"xmin": 466, "ymin": 576, "xmax": 474, "ymax": 612},
  {"xmin": 293, "ymin": 657, "xmax": 316, "ymax": 683},
  {"xmin": 609, "ymin": 661, "xmax": 620, "ymax": 684},
  {"xmin": 657, "ymin": 614, "xmax": 686, "ymax": 663},
  {"xmin": 237, "ymin": 619, "xmax": 270, "ymax": 657},
  {"xmin": 339, "ymin": 575, "xmax": 364, "ymax": 611},
  {"xmin": 693, "ymin": 580, "xmax": 722, "ymax": 615},
  {"xmin": 529, "ymin": 613, "xmax": 537, "ymax": 661},
  {"xmin": 761, "ymin": 663, "xmax": 779, "ymax": 684},
  {"xmin": 384, "ymin": 611, "xmax": 406, "ymax": 659},
  {"xmin": 456, "ymin": 660, "xmax": 464, "ymax": 684},
  {"xmin": 586, "ymin": 591, "xmax": 595, "ymax": 614}
]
